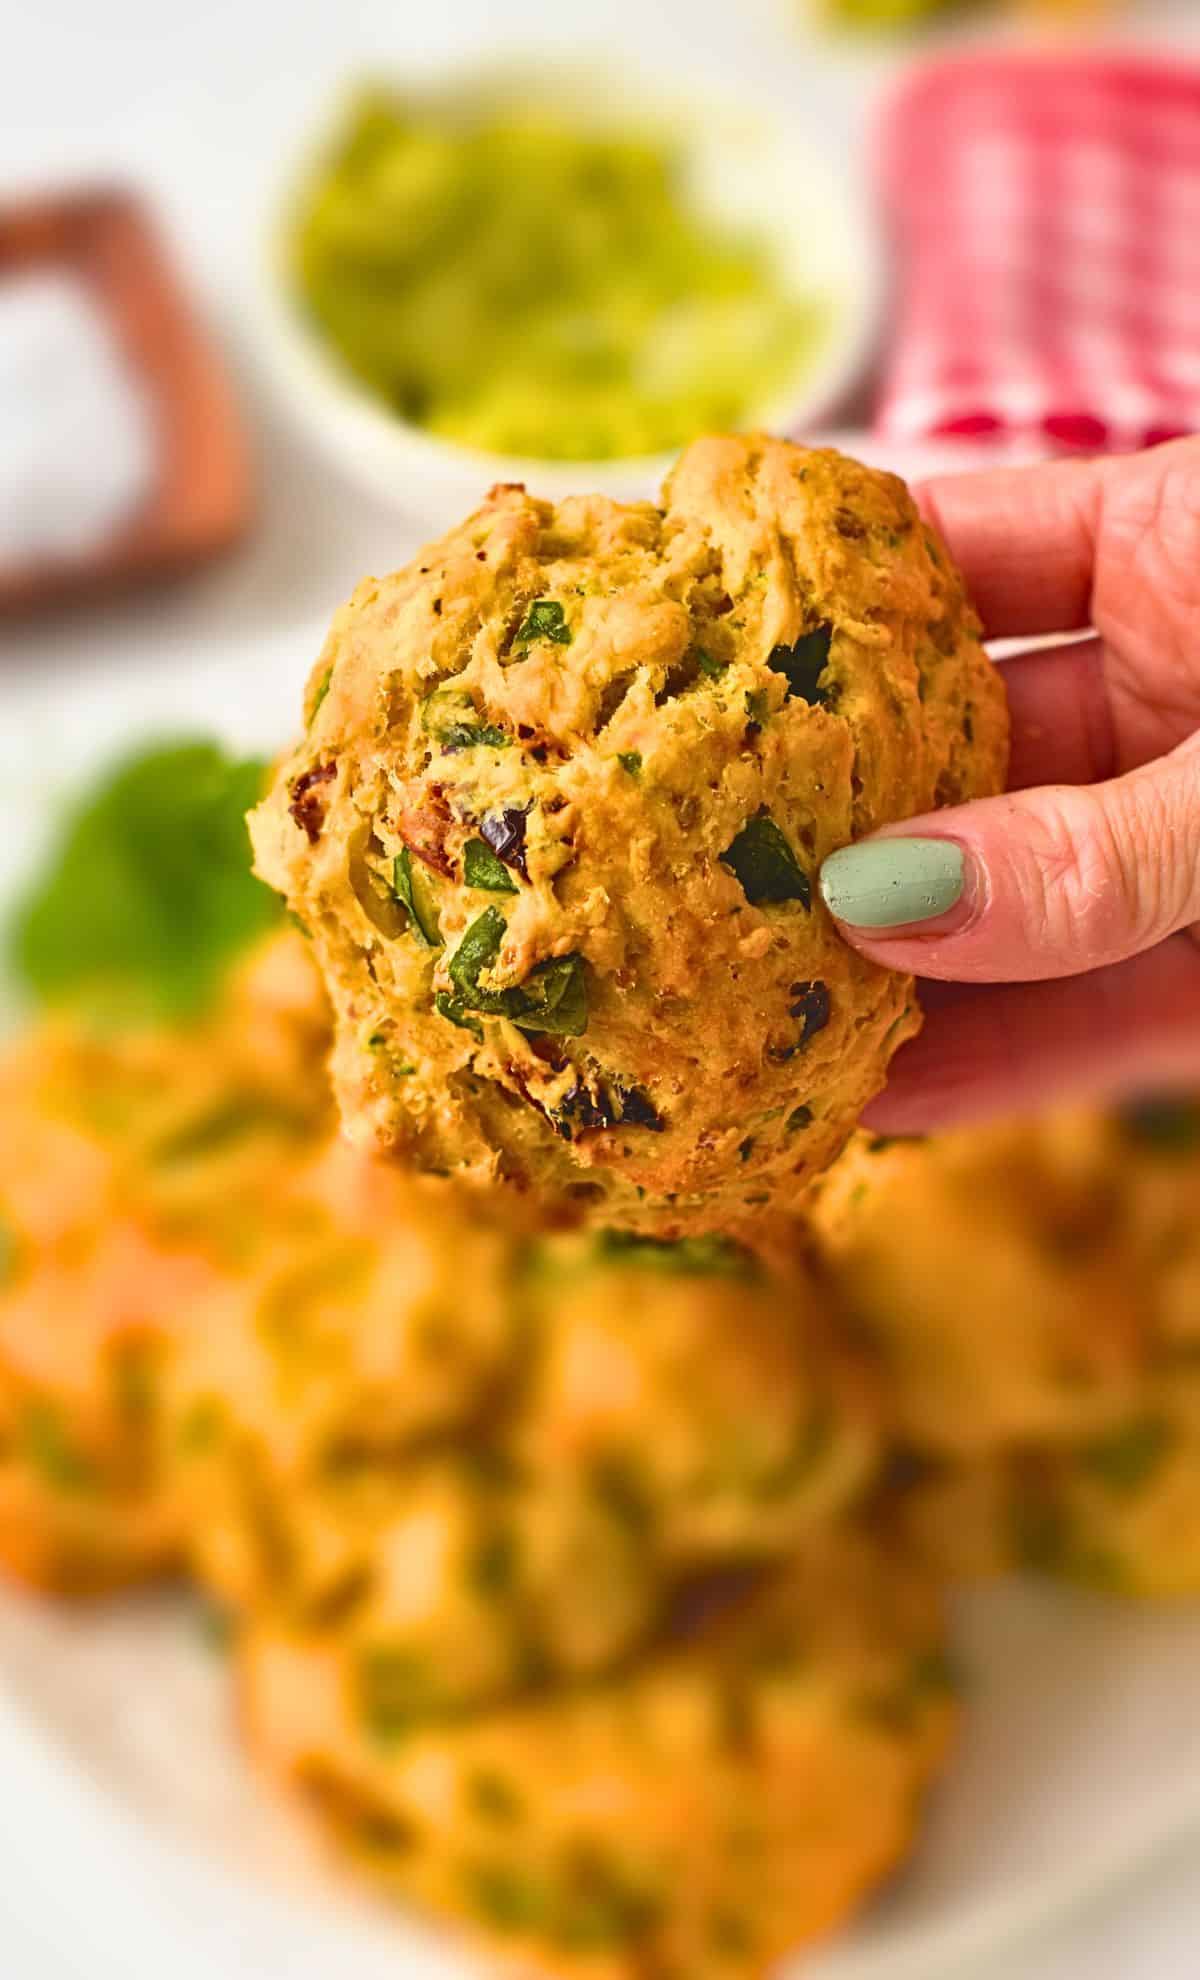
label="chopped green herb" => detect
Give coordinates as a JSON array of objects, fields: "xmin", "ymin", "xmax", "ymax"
[
  {"xmin": 594, "ymin": 1230, "xmax": 755, "ymax": 1279},
  {"xmin": 308, "ymin": 666, "xmax": 334, "ymax": 725},
  {"xmin": 465, "ymin": 1862, "xmax": 548, "ymax": 1933},
  {"xmin": 177, "ymin": 1398, "xmax": 223, "ymax": 1455},
  {"xmin": 467, "ymin": 1771, "xmax": 524, "ymax": 1824},
  {"xmin": 358, "ymin": 1647, "xmax": 442, "ymax": 1744},
  {"xmin": 1079, "ymin": 1416, "xmax": 1173, "ymax": 1493},
  {"xmin": 463, "ymin": 838, "xmax": 518, "ymax": 894},
  {"xmin": 768, "ymin": 623, "xmax": 834, "ymax": 704},
  {"xmin": 19, "ymin": 1401, "xmax": 93, "ymax": 1492},
  {"xmin": 589, "ymin": 1451, "xmax": 655, "ymax": 1539},
  {"xmin": 720, "ymin": 813, "xmax": 811, "ymax": 908},
  {"xmin": 392, "ymin": 848, "xmax": 442, "ymax": 945},
  {"xmin": 744, "ymin": 688, "xmax": 771, "ymax": 726},
  {"xmin": 516, "ymin": 599, "xmax": 571, "ymax": 647},
  {"xmin": 447, "ymin": 908, "xmax": 588, "ymax": 1036},
  {"xmin": 152, "ymin": 1095, "xmax": 310, "ymax": 1166},
  {"xmin": 616, "ymin": 751, "xmax": 642, "ymax": 776},
  {"xmin": 695, "ymin": 647, "xmax": 728, "ymax": 679},
  {"xmin": 420, "ymin": 688, "xmax": 509, "ymax": 752},
  {"xmin": 435, "ymin": 991, "xmax": 484, "ymax": 1042},
  {"xmin": 10, "ymin": 741, "xmax": 283, "ymax": 1024},
  {"xmin": 786, "ymin": 1105, "xmax": 814, "ymax": 1132},
  {"xmin": 469, "ymin": 1526, "xmax": 519, "ymax": 1598}
]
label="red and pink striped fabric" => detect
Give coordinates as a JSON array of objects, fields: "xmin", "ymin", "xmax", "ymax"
[{"xmin": 874, "ymin": 52, "xmax": 1200, "ymax": 453}]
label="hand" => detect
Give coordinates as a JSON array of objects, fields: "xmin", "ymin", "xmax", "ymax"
[{"xmin": 818, "ymin": 438, "xmax": 1200, "ymax": 1133}]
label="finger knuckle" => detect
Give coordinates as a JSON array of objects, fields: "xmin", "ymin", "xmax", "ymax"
[{"xmin": 1007, "ymin": 786, "xmax": 1155, "ymax": 965}]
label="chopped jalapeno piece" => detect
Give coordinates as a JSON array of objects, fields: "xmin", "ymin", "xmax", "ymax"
[
  {"xmin": 447, "ymin": 908, "xmax": 588, "ymax": 1036},
  {"xmin": 720, "ymin": 813, "xmax": 812, "ymax": 908},
  {"xmin": 463, "ymin": 838, "xmax": 518, "ymax": 893},
  {"xmin": 695, "ymin": 647, "xmax": 727, "ymax": 679},
  {"xmin": 617, "ymin": 751, "xmax": 642, "ymax": 776},
  {"xmin": 516, "ymin": 598, "xmax": 571, "ymax": 646},
  {"xmin": 769, "ymin": 623, "xmax": 834, "ymax": 704},
  {"xmin": 392, "ymin": 848, "xmax": 442, "ymax": 945},
  {"xmin": 420, "ymin": 688, "xmax": 510, "ymax": 752}
]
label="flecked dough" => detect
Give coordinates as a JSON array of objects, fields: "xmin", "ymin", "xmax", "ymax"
[{"xmin": 251, "ymin": 436, "xmax": 1008, "ymax": 1235}]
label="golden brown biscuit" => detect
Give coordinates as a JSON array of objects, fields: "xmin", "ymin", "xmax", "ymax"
[
  {"xmin": 240, "ymin": 1532, "xmax": 957, "ymax": 1980},
  {"xmin": 251, "ymin": 436, "xmax": 1007, "ymax": 1237},
  {"xmin": 0, "ymin": 931, "xmax": 331, "ymax": 1593},
  {"xmin": 811, "ymin": 1120, "xmax": 1152, "ymax": 1458}
]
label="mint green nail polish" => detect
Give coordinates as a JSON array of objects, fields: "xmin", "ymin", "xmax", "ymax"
[{"xmin": 819, "ymin": 838, "xmax": 966, "ymax": 931}]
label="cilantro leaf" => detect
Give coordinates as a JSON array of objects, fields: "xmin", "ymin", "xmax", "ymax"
[
  {"xmin": 463, "ymin": 838, "xmax": 518, "ymax": 894},
  {"xmin": 9, "ymin": 740, "xmax": 283, "ymax": 1024},
  {"xmin": 447, "ymin": 908, "xmax": 588, "ymax": 1036},
  {"xmin": 768, "ymin": 624, "xmax": 834, "ymax": 705},
  {"xmin": 720, "ymin": 813, "xmax": 812, "ymax": 908}
]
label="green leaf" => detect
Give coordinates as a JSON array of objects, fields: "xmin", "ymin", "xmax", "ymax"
[
  {"xmin": 720, "ymin": 814, "xmax": 812, "ymax": 908},
  {"xmin": 516, "ymin": 598, "xmax": 571, "ymax": 646},
  {"xmin": 447, "ymin": 909, "xmax": 587, "ymax": 1037},
  {"xmin": 769, "ymin": 624, "xmax": 834, "ymax": 704},
  {"xmin": 9, "ymin": 741, "xmax": 284, "ymax": 1024},
  {"xmin": 463, "ymin": 838, "xmax": 518, "ymax": 893},
  {"xmin": 392, "ymin": 849, "xmax": 442, "ymax": 945}
]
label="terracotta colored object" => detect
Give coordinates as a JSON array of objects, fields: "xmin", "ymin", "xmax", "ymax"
[{"xmin": 0, "ymin": 187, "xmax": 253, "ymax": 613}]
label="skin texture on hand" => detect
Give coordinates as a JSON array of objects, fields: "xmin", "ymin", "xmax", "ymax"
[{"xmin": 816, "ymin": 439, "xmax": 1200, "ymax": 1130}]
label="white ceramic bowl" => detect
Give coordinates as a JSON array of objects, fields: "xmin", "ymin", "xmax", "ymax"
[{"xmin": 247, "ymin": 57, "xmax": 882, "ymax": 532}]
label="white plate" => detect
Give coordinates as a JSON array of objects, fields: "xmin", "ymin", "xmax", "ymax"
[{"xmin": 2, "ymin": 435, "xmax": 1200, "ymax": 1980}]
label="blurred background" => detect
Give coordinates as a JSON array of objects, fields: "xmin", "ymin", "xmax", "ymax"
[{"xmin": 2, "ymin": 3, "xmax": 1200, "ymax": 1980}]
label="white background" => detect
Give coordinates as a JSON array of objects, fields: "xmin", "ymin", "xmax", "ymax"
[{"xmin": 3, "ymin": 3, "xmax": 1200, "ymax": 1976}]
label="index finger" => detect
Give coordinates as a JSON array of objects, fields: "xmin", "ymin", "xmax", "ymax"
[{"xmin": 917, "ymin": 454, "xmax": 1105, "ymax": 640}]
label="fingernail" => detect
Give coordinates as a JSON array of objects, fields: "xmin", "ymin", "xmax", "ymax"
[{"xmin": 819, "ymin": 837, "xmax": 966, "ymax": 931}]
